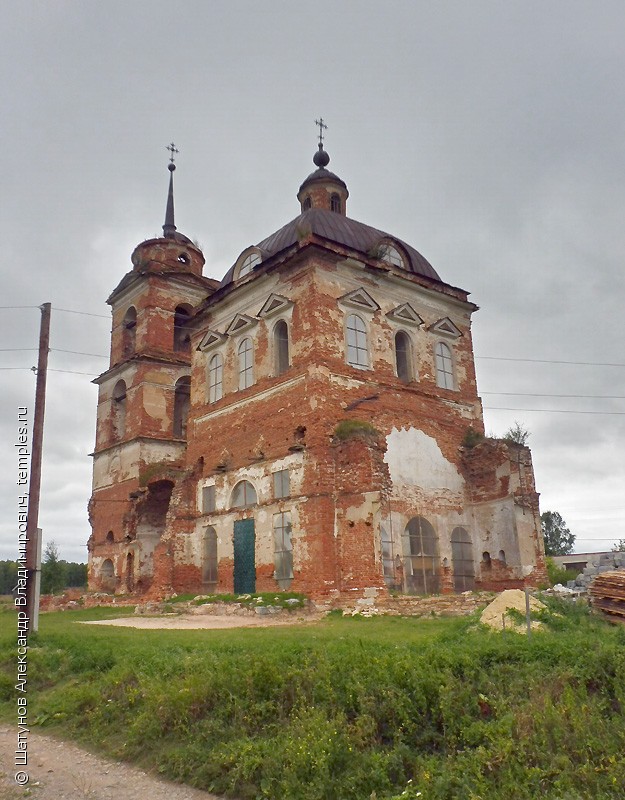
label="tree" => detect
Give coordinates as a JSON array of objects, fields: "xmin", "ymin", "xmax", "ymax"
[
  {"xmin": 503, "ymin": 421, "xmax": 530, "ymax": 446},
  {"xmin": 41, "ymin": 541, "xmax": 67, "ymax": 595},
  {"xmin": 611, "ymin": 539, "xmax": 625, "ymax": 553},
  {"xmin": 541, "ymin": 511, "xmax": 575, "ymax": 556}
]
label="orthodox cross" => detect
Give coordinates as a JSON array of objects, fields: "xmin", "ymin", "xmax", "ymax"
[
  {"xmin": 314, "ymin": 118, "xmax": 328, "ymax": 147},
  {"xmin": 166, "ymin": 142, "xmax": 179, "ymax": 164}
]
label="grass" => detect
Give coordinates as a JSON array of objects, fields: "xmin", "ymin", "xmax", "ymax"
[{"xmin": 1, "ymin": 600, "xmax": 625, "ymax": 799}]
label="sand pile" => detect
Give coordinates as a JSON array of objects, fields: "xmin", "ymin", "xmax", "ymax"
[{"xmin": 480, "ymin": 589, "xmax": 546, "ymax": 633}]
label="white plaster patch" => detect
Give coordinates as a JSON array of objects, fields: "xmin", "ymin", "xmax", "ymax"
[{"xmin": 385, "ymin": 427, "xmax": 463, "ymax": 492}]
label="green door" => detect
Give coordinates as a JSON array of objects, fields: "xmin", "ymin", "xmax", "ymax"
[{"xmin": 233, "ymin": 518, "xmax": 256, "ymax": 594}]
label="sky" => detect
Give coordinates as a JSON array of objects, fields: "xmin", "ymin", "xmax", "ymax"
[{"xmin": 1, "ymin": 1, "xmax": 624, "ymax": 563}]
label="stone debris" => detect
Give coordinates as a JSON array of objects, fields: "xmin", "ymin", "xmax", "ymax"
[
  {"xmin": 480, "ymin": 589, "xmax": 546, "ymax": 633},
  {"xmin": 569, "ymin": 552, "xmax": 625, "ymax": 591}
]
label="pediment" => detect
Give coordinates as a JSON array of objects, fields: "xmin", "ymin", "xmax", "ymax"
[
  {"xmin": 198, "ymin": 329, "xmax": 227, "ymax": 351},
  {"xmin": 225, "ymin": 313, "xmax": 258, "ymax": 336},
  {"xmin": 338, "ymin": 287, "xmax": 380, "ymax": 312},
  {"xmin": 386, "ymin": 303, "xmax": 424, "ymax": 327},
  {"xmin": 258, "ymin": 293, "xmax": 293, "ymax": 318},
  {"xmin": 429, "ymin": 317, "xmax": 462, "ymax": 338}
]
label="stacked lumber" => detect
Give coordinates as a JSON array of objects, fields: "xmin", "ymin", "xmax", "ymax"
[{"xmin": 589, "ymin": 570, "xmax": 625, "ymax": 621}]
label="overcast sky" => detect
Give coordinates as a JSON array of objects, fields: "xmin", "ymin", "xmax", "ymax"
[{"xmin": 1, "ymin": 1, "xmax": 624, "ymax": 563}]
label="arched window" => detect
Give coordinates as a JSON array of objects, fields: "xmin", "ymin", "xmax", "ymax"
[
  {"xmin": 173, "ymin": 305, "xmax": 192, "ymax": 353},
  {"xmin": 173, "ymin": 376, "xmax": 191, "ymax": 438},
  {"xmin": 403, "ymin": 516, "xmax": 440, "ymax": 595},
  {"xmin": 122, "ymin": 307, "xmax": 137, "ymax": 357},
  {"xmin": 238, "ymin": 337, "xmax": 254, "ymax": 389},
  {"xmin": 125, "ymin": 552, "xmax": 134, "ymax": 592},
  {"xmin": 330, "ymin": 193, "xmax": 341, "ymax": 213},
  {"xmin": 345, "ymin": 314, "xmax": 368, "ymax": 368},
  {"xmin": 208, "ymin": 353, "xmax": 223, "ymax": 403},
  {"xmin": 105, "ymin": 531, "xmax": 114, "ymax": 544},
  {"xmin": 112, "ymin": 380, "xmax": 127, "ymax": 440},
  {"xmin": 395, "ymin": 331, "xmax": 412, "ymax": 382},
  {"xmin": 303, "ymin": 197, "xmax": 312, "ymax": 211},
  {"xmin": 231, "ymin": 480, "xmax": 258, "ymax": 509},
  {"xmin": 238, "ymin": 250, "xmax": 261, "ymax": 279},
  {"xmin": 435, "ymin": 342, "xmax": 454, "ymax": 389},
  {"xmin": 451, "ymin": 527, "xmax": 475, "ymax": 592},
  {"xmin": 101, "ymin": 559, "xmax": 114, "ymax": 579},
  {"xmin": 274, "ymin": 511, "xmax": 293, "ymax": 589},
  {"xmin": 380, "ymin": 526, "xmax": 396, "ymax": 585},
  {"xmin": 274, "ymin": 320, "xmax": 289, "ymax": 376},
  {"xmin": 378, "ymin": 243, "xmax": 405, "ymax": 269},
  {"xmin": 202, "ymin": 526, "xmax": 218, "ymax": 585}
]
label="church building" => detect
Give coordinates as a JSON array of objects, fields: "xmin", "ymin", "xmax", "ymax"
[{"xmin": 88, "ymin": 131, "xmax": 547, "ymax": 602}]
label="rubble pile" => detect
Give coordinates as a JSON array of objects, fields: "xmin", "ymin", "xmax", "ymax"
[
  {"xmin": 569, "ymin": 552, "xmax": 625, "ymax": 591},
  {"xmin": 589, "ymin": 570, "xmax": 625, "ymax": 622}
]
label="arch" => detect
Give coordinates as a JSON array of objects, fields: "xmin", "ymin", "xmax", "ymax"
[
  {"xmin": 125, "ymin": 552, "xmax": 135, "ymax": 592},
  {"xmin": 435, "ymin": 341, "xmax": 454, "ymax": 389},
  {"xmin": 403, "ymin": 516, "xmax": 440, "ymax": 594},
  {"xmin": 105, "ymin": 530, "xmax": 114, "ymax": 544},
  {"xmin": 330, "ymin": 193, "xmax": 341, "ymax": 213},
  {"xmin": 173, "ymin": 304, "xmax": 192, "ymax": 353},
  {"xmin": 238, "ymin": 337, "xmax": 254, "ymax": 389},
  {"xmin": 273, "ymin": 319, "xmax": 290, "ymax": 376},
  {"xmin": 202, "ymin": 526, "xmax": 218, "ymax": 585},
  {"xmin": 122, "ymin": 307, "xmax": 137, "ymax": 357},
  {"xmin": 236, "ymin": 249, "xmax": 262, "ymax": 279},
  {"xmin": 451, "ymin": 527, "xmax": 475, "ymax": 592},
  {"xmin": 482, "ymin": 551, "xmax": 492, "ymax": 569},
  {"xmin": 303, "ymin": 196, "xmax": 312, "ymax": 211},
  {"xmin": 345, "ymin": 314, "xmax": 369, "ymax": 368},
  {"xmin": 101, "ymin": 559, "xmax": 114, "ymax": 579},
  {"xmin": 498, "ymin": 549, "xmax": 507, "ymax": 565},
  {"xmin": 208, "ymin": 353, "xmax": 223, "ymax": 403},
  {"xmin": 173, "ymin": 376, "xmax": 191, "ymax": 438},
  {"xmin": 394, "ymin": 330, "xmax": 413, "ymax": 382},
  {"xmin": 231, "ymin": 480, "xmax": 257, "ymax": 509},
  {"xmin": 380, "ymin": 525, "xmax": 396, "ymax": 586},
  {"xmin": 378, "ymin": 242, "xmax": 405, "ymax": 269},
  {"xmin": 112, "ymin": 379, "xmax": 127, "ymax": 440}
]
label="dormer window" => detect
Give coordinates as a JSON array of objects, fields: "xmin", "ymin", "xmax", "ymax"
[
  {"xmin": 237, "ymin": 249, "xmax": 262, "ymax": 279},
  {"xmin": 378, "ymin": 242, "xmax": 405, "ymax": 270},
  {"xmin": 330, "ymin": 193, "xmax": 341, "ymax": 213}
]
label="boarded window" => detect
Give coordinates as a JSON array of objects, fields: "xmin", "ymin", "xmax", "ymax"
[
  {"xmin": 273, "ymin": 469, "xmax": 290, "ymax": 499},
  {"xmin": 173, "ymin": 376, "xmax": 190, "ymax": 438},
  {"xmin": 202, "ymin": 485, "xmax": 216, "ymax": 514},
  {"xmin": 231, "ymin": 480, "xmax": 257, "ymax": 509},
  {"xmin": 435, "ymin": 342, "xmax": 454, "ymax": 389},
  {"xmin": 274, "ymin": 320, "xmax": 289, "ymax": 376},
  {"xmin": 202, "ymin": 526, "xmax": 218, "ymax": 584},
  {"xmin": 403, "ymin": 516, "xmax": 440, "ymax": 595},
  {"xmin": 395, "ymin": 331, "xmax": 412, "ymax": 382},
  {"xmin": 101, "ymin": 559, "xmax": 114, "ymax": 579},
  {"xmin": 112, "ymin": 379, "xmax": 127, "ymax": 440},
  {"xmin": 238, "ymin": 337, "xmax": 254, "ymax": 389},
  {"xmin": 451, "ymin": 527, "xmax": 475, "ymax": 592},
  {"xmin": 208, "ymin": 353, "xmax": 223, "ymax": 402},
  {"xmin": 274, "ymin": 511, "xmax": 293, "ymax": 589},
  {"xmin": 346, "ymin": 314, "xmax": 368, "ymax": 368},
  {"xmin": 173, "ymin": 305, "xmax": 192, "ymax": 353}
]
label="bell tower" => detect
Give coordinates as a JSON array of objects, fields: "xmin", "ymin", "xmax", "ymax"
[{"xmin": 88, "ymin": 146, "xmax": 215, "ymax": 594}]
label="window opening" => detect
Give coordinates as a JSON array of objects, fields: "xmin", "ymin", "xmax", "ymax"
[
  {"xmin": 173, "ymin": 376, "xmax": 191, "ymax": 438},
  {"xmin": 378, "ymin": 243, "xmax": 404, "ymax": 269},
  {"xmin": 273, "ymin": 469, "xmax": 290, "ymax": 499},
  {"xmin": 105, "ymin": 531, "xmax": 114, "ymax": 544},
  {"xmin": 202, "ymin": 485, "xmax": 216, "ymax": 514},
  {"xmin": 122, "ymin": 307, "xmax": 137, "ymax": 357},
  {"xmin": 173, "ymin": 305, "xmax": 192, "ymax": 353},
  {"xmin": 274, "ymin": 511, "xmax": 293, "ymax": 589},
  {"xmin": 208, "ymin": 353, "xmax": 223, "ymax": 402},
  {"xmin": 451, "ymin": 527, "xmax": 475, "ymax": 592},
  {"xmin": 346, "ymin": 314, "xmax": 368, "ymax": 368},
  {"xmin": 238, "ymin": 337, "xmax": 254, "ymax": 389},
  {"xmin": 231, "ymin": 480, "xmax": 258, "ymax": 509},
  {"xmin": 435, "ymin": 341, "xmax": 454, "ymax": 389},
  {"xmin": 303, "ymin": 197, "xmax": 312, "ymax": 211},
  {"xmin": 112, "ymin": 380, "xmax": 127, "ymax": 440},
  {"xmin": 101, "ymin": 559, "xmax": 114, "ymax": 579},
  {"xmin": 380, "ymin": 526, "xmax": 397, "ymax": 586},
  {"xmin": 403, "ymin": 516, "xmax": 440, "ymax": 594},
  {"xmin": 274, "ymin": 320, "xmax": 289, "ymax": 376},
  {"xmin": 330, "ymin": 193, "xmax": 341, "ymax": 213},
  {"xmin": 395, "ymin": 331, "xmax": 412, "ymax": 382},
  {"xmin": 239, "ymin": 251, "xmax": 261, "ymax": 278},
  {"xmin": 202, "ymin": 526, "xmax": 218, "ymax": 584}
]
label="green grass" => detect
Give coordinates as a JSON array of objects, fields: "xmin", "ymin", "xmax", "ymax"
[{"xmin": 1, "ymin": 601, "xmax": 624, "ymax": 800}]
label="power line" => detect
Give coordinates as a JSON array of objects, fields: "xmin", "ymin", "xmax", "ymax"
[
  {"xmin": 484, "ymin": 406, "xmax": 625, "ymax": 416},
  {"xmin": 49, "ymin": 368, "xmax": 98, "ymax": 376},
  {"xmin": 52, "ymin": 348, "xmax": 108, "ymax": 358},
  {"xmin": 482, "ymin": 392, "xmax": 625, "ymax": 400},
  {"xmin": 53, "ymin": 307, "xmax": 109, "ymax": 319},
  {"xmin": 478, "ymin": 356, "xmax": 625, "ymax": 368}
]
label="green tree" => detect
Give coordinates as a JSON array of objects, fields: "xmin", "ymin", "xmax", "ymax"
[
  {"xmin": 541, "ymin": 511, "xmax": 575, "ymax": 556},
  {"xmin": 41, "ymin": 541, "xmax": 67, "ymax": 595},
  {"xmin": 611, "ymin": 539, "xmax": 625, "ymax": 552},
  {"xmin": 0, "ymin": 561, "xmax": 18, "ymax": 595},
  {"xmin": 64, "ymin": 561, "xmax": 88, "ymax": 588},
  {"xmin": 503, "ymin": 421, "xmax": 530, "ymax": 446}
]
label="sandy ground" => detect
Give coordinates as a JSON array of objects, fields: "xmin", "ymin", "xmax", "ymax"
[
  {"xmin": 0, "ymin": 727, "xmax": 226, "ymax": 800},
  {"xmin": 80, "ymin": 611, "xmax": 324, "ymax": 629}
]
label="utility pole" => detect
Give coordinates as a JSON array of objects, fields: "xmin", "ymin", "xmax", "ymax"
[{"xmin": 25, "ymin": 303, "xmax": 51, "ymax": 635}]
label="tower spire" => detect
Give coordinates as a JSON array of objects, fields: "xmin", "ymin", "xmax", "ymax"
[{"xmin": 163, "ymin": 142, "xmax": 179, "ymax": 239}]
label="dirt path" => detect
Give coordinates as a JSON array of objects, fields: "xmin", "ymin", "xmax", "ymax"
[
  {"xmin": 0, "ymin": 726, "xmax": 227, "ymax": 800},
  {"xmin": 80, "ymin": 611, "xmax": 323, "ymax": 629}
]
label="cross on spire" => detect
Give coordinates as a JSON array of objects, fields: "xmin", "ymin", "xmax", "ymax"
[
  {"xmin": 166, "ymin": 142, "xmax": 179, "ymax": 165},
  {"xmin": 314, "ymin": 118, "xmax": 328, "ymax": 147}
]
